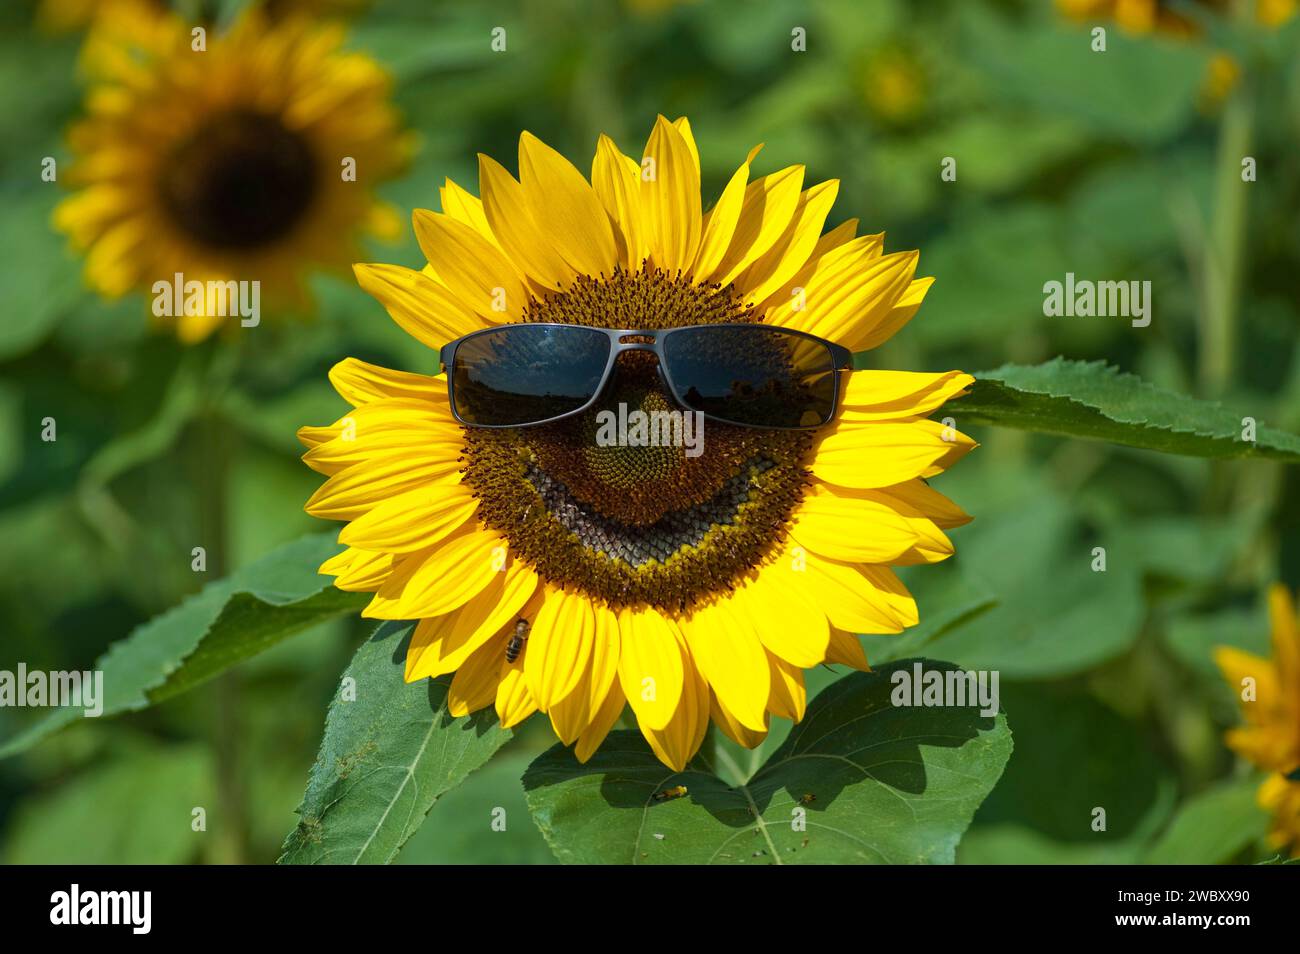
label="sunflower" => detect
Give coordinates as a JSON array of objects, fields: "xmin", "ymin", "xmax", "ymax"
[
  {"xmin": 300, "ymin": 116, "xmax": 975, "ymax": 770},
  {"xmin": 1215, "ymin": 585, "xmax": 1300, "ymax": 857},
  {"xmin": 54, "ymin": 6, "xmax": 409, "ymax": 342}
]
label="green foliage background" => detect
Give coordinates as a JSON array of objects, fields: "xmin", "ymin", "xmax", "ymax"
[{"xmin": 1, "ymin": 0, "xmax": 1298, "ymax": 863}]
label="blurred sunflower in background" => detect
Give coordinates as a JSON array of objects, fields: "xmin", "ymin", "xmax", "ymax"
[
  {"xmin": 1215, "ymin": 586, "xmax": 1300, "ymax": 857},
  {"xmin": 300, "ymin": 116, "xmax": 974, "ymax": 770},
  {"xmin": 54, "ymin": 3, "xmax": 410, "ymax": 342},
  {"xmin": 860, "ymin": 43, "xmax": 929, "ymax": 128}
]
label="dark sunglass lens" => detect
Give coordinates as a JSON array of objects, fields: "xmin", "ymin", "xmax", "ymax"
[
  {"xmin": 662, "ymin": 326, "xmax": 838, "ymax": 427},
  {"xmin": 451, "ymin": 325, "xmax": 611, "ymax": 426}
]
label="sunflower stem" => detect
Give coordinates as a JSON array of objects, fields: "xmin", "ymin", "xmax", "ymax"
[
  {"xmin": 1199, "ymin": 85, "xmax": 1253, "ymax": 398},
  {"xmin": 196, "ymin": 340, "xmax": 248, "ymax": 864}
]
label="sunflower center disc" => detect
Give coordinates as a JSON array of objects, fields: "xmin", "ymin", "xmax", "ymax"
[
  {"xmin": 462, "ymin": 268, "xmax": 813, "ymax": 612},
  {"xmin": 158, "ymin": 109, "xmax": 318, "ymax": 249}
]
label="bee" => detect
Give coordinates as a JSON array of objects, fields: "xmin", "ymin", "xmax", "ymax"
[
  {"xmin": 505, "ymin": 619, "xmax": 529, "ymax": 663},
  {"xmin": 652, "ymin": 784, "xmax": 688, "ymax": 802}
]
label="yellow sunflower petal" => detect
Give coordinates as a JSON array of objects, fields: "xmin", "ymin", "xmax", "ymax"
[
  {"xmin": 734, "ymin": 179, "xmax": 839, "ymax": 303},
  {"xmin": 304, "ymin": 452, "xmax": 462, "ymax": 519},
  {"xmin": 765, "ymin": 247, "xmax": 918, "ymax": 350},
  {"xmin": 681, "ymin": 598, "xmax": 770, "ymax": 732},
  {"xmin": 411, "ymin": 209, "xmax": 527, "ymax": 322},
  {"xmin": 496, "ymin": 653, "xmax": 538, "ymax": 729},
  {"xmin": 753, "ymin": 219, "xmax": 866, "ymax": 315},
  {"xmin": 839, "ymin": 370, "xmax": 974, "ymax": 421},
  {"xmin": 524, "ymin": 584, "xmax": 596, "ymax": 709},
  {"xmin": 738, "ymin": 562, "xmax": 831, "ymax": 668},
  {"xmin": 328, "ymin": 359, "xmax": 447, "ymax": 407},
  {"xmin": 440, "ymin": 177, "xmax": 497, "ymax": 247},
  {"xmin": 547, "ymin": 667, "xmax": 593, "ymax": 746},
  {"xmin": 708, "ymin": 165, "xmax": 804, "ymax": 287},
  {"xmin": 790, "ymin": 482, "xmax": 942, "ymax": 564},
  {"xmin": 353, "ymin": 262, "xmax": 485, "ymax": 349},
  {"xmin": 710, "ymin": 691, "xmax": 768, "ymax": 749},
  {"xmin": 811, "ymin": 418, "xmax": 976, "ymax": 490},
  {"xmin": 693, "ymin": 143, "xmax": 762, "ymax": 278},
  {"xmin": 1214, "ymin": 646, "xmax": 1278, "ymax": 726},
  {"xmin": 364, "ymin": 527, "xmax": 504, "ymax": 619},
  {"xmin": 447, "ymin": 639, "xmax": 503, "ymax": 717},
  {"xmin": 340, "ymin": 484, "xmax": 478, "ymax": 554},
  {"xmin": 321, "ymin": 546, "xmax": 393, "ymax": 592},
  {"xmin": 641, "ymin": 649, "xmax": 709, "ymax": 772},
  {"xmin": 875, "ymin": 479, "xmax": 973, "ymax": 529},
  {"xmin": 826, "ymin": 628, "xmax": 871, "ymax": 671},
  {"xmin": 518, "ymin": 130, "xmax": 618, "ymax": 277},
  {"xmin": 802, "ymin": 552, "xmax": 917, "ymax": 634},
  {"xmin": 767, "ymin": 654, "xmax": 807, "ymax": 721},
  {"xmin": 857, "ymin": 275, "xmax": 933, "ymax": 351},
  {"xmin": 478, "ymin": 152, "xmax": 576, "ymax": 291},
  {"xmin": 404, "ymin": 560, "xmax": 538, "ymax": 681},
  {"xmin": 640, "ymin": 115, "xmax": 702, "ymax": 273},
  {"xmin": 591, "ymin": 134, "xmax": 646, "ymax": 270},
  {"xmin": 616, "ymin": 604, "xmax": 684, "ymax": 731},
  {"xmin": 575, "ymin": 680, "xmax": 626, "ymax": 763}
]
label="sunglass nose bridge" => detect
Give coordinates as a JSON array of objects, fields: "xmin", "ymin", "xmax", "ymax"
[{"xmin": 617, "ymin": 333, "xmax": 656, "ymax": 346}]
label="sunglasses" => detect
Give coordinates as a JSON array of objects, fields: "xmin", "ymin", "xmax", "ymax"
[{"xmin": 438, "ymin": 323, "xmax": 853, "ymax": 430}]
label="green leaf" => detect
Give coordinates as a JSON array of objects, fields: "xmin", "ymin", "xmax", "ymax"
[
  {"xmin": 2, "ymin": 743, "xmax": 212, "ymax": 864},
  {"xmin": 396, "ymin": 746, "xmax": 556, "ymax": 865},
  {"xmin": 970, "ymin": 683, "xmax": 1175, "ymax": 844},
  {"xmin": 0, "ymin": 533, "xmax": 363, "ymax": 758},
  {"xmin": 946, "ymin": 358, "xmax": 1300, "ymax": 462},
  {"xmin": 523, "ymin": 659, "xmax": 1012, "ymax": 864},
  {"xmin": 279, "ymin": 622, "xmax": 513, "ymax": 865},
  {"xmin": 1142, "ymin": 778, "xmax": 1269, "ymax": 865},
  {"xmin": 917, "ymin": 489, "xmax": 1145, "ymax": 678}
]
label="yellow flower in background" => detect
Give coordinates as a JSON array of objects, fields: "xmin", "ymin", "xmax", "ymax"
[
  {"xmin": 1215, "ymin": 586, "xmax": 1300, "ymax": 857},
  {"xmin": 1057, "ymin": 0, "xmax": 1295, "ymax": 35},
  {"xmin": 300, "ymin": 116, "xmax": 975, "ymax": 771},
  {"xmin": 54, "ymin": 6, "xmax": 409, "ymax": 342},
  {"xmin": 861, "ymin": 46, "xmax": 929, "ymax": 127}
]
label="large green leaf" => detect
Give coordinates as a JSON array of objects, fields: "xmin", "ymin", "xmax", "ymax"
[
  {"xmin": 523, "ymin": 659, "xmax": 1012, "ymax": 864},
  {"xmin": 279, "ymin": 622, "xmax": 513, "ymax": 865},
  {"xmin": 0, "ymin": 533, "xmax": 363, "ymax": 758},
  {"xmin": 946, "ymin": 359, "xmax": 1300, "ymax": 462},
  {"xmin": 1142, "ymin": 778, "xmax": 1269, "ymax": 865}
]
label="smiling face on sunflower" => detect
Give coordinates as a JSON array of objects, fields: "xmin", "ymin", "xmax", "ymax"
[
  {"xmin": 54, "ymin": 5, "xmax": 409, "ymax": 342},
  {"xmin": 300, "ymin": 116, "xmax": 975, "ymax": 771},
  {"xmin": 1216, "ymin": 586, "xmax": 1300, "ymax": 857}
]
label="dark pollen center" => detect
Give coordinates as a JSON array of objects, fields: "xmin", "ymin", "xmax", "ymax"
[{"xmin": 158, "ymin": 110, "xmax": 318, "ymax": 250}]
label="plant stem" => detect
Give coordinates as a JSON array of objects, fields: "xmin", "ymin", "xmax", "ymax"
[
  {"xmin": 198, "ymin": 343, "xmax": 248, "ymax": 864},
  {"xmin": 1199, "ymin": 88, "xmax": 1253, "ymax": 398}
]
